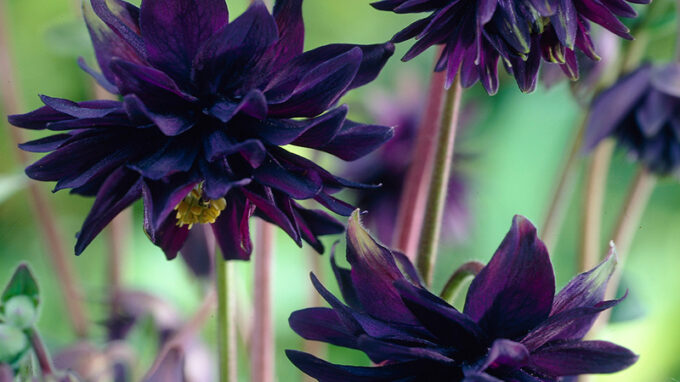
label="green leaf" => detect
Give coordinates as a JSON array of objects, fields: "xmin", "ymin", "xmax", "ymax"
[{"xmin": 1, "ymin": 264, "xmax": 39, "ymax": 309}]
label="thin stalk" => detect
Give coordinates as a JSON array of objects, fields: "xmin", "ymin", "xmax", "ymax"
[
  {"xmin": 541, "ymin": 117, "xmax": 586, "ymax": 254},
  {"xmin": 216, "ymin": 254, "xmax": 237, "ymax": 382},
  {"xmin": 392, "ymin": 52, "xmax": 447, "ymax": 259},
  {"xmin": 416, "ymin": 76, "xmax": 463, "ymax": 286},
  {"xmin": 439, "ymin": 261, "xmax": 484, "ymax": 304},
  {"xmin": 589, "ymin": 168, "xmax": 656, "ymax": 335},
  {"xmin": 579, "ymin": 140, "xmax": 615, "ymax": 272},
  {"xmin": 605, "ymin": 168, "xmax": 656, "ymax": 300},
  {"xmin": 252, "ymin": 219, "xmax": 275, "ymax": 382},
  {"xmin": 0, "ymin": 3, "xmax": 89, "ymax": 338},
  {"xmin": 27, "ymin": 328, "xmax": 55, "ymax": 377}
]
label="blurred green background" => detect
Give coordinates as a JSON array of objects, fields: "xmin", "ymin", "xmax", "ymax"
[{"xmin": 1, "ymin": 0, "xmax": 679, "ymax": 380}]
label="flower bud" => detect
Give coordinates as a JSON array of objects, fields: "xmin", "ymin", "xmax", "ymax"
[
  {"xmin": 0, "ymin": 324, "xmax": 27, "ymax": 363},
  {"xmin": 3, "ymin": 296, "xmax": 37, "ymax": 329}
]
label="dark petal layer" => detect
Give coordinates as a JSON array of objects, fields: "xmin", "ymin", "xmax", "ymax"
[
  {"xmin": 145, "ymin": 212, "xmax": 191, "ymax": 261},
  {"xmin": 211, "ymin": 194, "xmax": 254, "ymax": 260},
  {"xmin": 140, "ymin": 0, "xmax": 228, "ymax": 88},
  {"xmin": 552, "ymin": 247, "xmax": 617, "ymax": 315},
  {"xmin": 288, "ymin": 307, "xmax": 359, "ymax": 349},
  {"xmin": 286, "ymin": 350, "xmax": 425, "ymax": 382},
  {"xmin": 464, "ymin": 215, "xmax": 555, "ymax": 340},
  {"xmin": 142, "ymin": 176, "xmax": 198, "ymax": 232},
  {"xmin": 192, "ymin": 1, "xmax": 278, "ymax": 94},
  {"xmin": 583, "ymin": 65, "xmax": 652, "ymax": 151},
  {"xmin": 345, "ymin": 211, "xmax": 418, "ymax": 324},
  {"xmin": 312, "ymin": 120, "xmax": 395, "ymax": 161},
  {"xmin": 394, "ymin": 280, "xmax": 486, "ymax": 350},
  {"xmin": 530, "ymin": 340, "xmax": 638, "ymax": 376},
  {"xmin": 262, "ymin": 0, "xmax": 305, "ymax": 71},
  {"xmin": 478, "ymin": 339, "xmax": 530, "ymax": 372},
  {"xmin": 84, "ymin": 0, "xmax": 144, "ymax": 86},
  {"xmin": 75, "ymin": 168, "xmax": 143, "ymax": 255}
]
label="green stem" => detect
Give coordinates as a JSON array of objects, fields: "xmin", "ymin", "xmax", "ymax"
[
  {"xmin": 216, "ymin": 255, "xmax": 237, "ymax": 382},
  {"xmin": 440, "ymin": 261, "xmax": 484, "ymax": 304},
  {"xmin": 415, "ymin": 77, "xmax": 463, "ymax": 286}
]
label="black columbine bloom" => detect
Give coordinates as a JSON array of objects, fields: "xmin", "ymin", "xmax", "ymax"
[
  {"xmin": 8, "ymin": 0, "xmax": 394, "ymax": 260},
  {"xmin": 287, "ymin": 211, "xmax": 638, "ymax": 381},
  {"xmin": 371, "ymin": 0, "xmax": 648, "ymax": 94},
  {"xmin": 584, "ymin": 62, "xmax": 680, "ymax": 176}
]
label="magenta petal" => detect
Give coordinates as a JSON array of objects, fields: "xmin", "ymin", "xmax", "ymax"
[
  {"xmin": 140, "ymin": 0, "xmax": 228, "ymax": 87},
  {"xmin": 478, "ymin": 339, "xmax": 530, "ymax": 372},
  {"xmin": 464, "ymin": 215, "xmax": 555, "ymax": 340},
  {"xmin": 208, "ymin": 89, "xmax": 268, "ymax": 123},
  {"xmin": 530, "ymin": 340, "xmax": 638, "ymax": 376}
]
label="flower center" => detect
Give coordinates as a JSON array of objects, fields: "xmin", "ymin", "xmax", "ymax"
[{"xmin": 174, "ymin": 186, "xmax": 227, "ymax": 229}]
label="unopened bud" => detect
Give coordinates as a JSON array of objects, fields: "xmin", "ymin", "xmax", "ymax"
[
  {"xmin": 0, "ymin": 324, "xmax": 27, "ymax": 362},
  {"xmin": 4, "ymin": 296, "xmax": 37, "ymax": 329}
]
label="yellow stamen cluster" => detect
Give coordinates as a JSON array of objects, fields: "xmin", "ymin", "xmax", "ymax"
[{"xmin": 174, "ymin": 187, "xmax": 227, "ymax": 229}]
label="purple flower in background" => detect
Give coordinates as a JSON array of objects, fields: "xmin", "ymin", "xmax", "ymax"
[
  {"xmin": 584, "ymin": 63, "xmax": 680, "ymax": 176},
  {"xmin": 542, "ymin": 30, "xmax": 620, "ymax": 103},
  {"xmin": 372, "ymin": 0, "xmax": 647, "ymax": 94},
  {"xmin": 8, "ymin": 0, "xmax": 394, "ymax": 260},
  {"xmin": 345, "ymin": 77, "xmax": 471, "ymax": 244},
  {"xmin": 287, "ymin": 211, "xmax": 637, "ymax": 381}
]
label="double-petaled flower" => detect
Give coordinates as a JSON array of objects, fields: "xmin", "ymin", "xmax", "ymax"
[
  {"xmin": 584, "ymin": 63, "xmax": 680, "ymax": 176},
  {"xmin": 288, "ymin": 211, "xmax": 637, "ymax": 381},
  {"xmin": 8, "ymin": 0, "xmax": 394, "ymax": 260},
  {"xmin": 372, "ymin": 0, "xmax": 648, "ymax": 94}
]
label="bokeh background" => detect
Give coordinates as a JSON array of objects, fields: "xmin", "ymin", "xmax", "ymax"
[{"xmin": 1, "ymin": 0, "xmax": 679, "ymax": 380}]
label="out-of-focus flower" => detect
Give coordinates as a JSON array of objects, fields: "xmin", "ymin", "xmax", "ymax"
[
  {"xmin": 584, "ymin": 63, "xmax": 680, "ymax": 176},
  {"xmin": 344, "ymin": 76, "xmax": 471, "ymax": 243},
  {"xmin": 8, "ymin": 0, "xmax": 394, "ymax": 260},
  {"xmin": 542, "ymin": 30, "xmax": 620, "ymax": 103},
  {"xmin": 287, "ymin": 211, "xmax": 637, "ymax": 381},
  {"xmin": 372, "ymin": 0, "xmax": 647, "ymax": 94}
]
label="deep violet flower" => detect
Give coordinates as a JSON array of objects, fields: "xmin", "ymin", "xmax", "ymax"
[
  {"xmin": 584, "ymin": 63, "xmax": 680, "ymax": 176},
  {"xmin": 371, "ymin": 0, "xmax": 648, "ymax": 94},
  {"xmin": 8, "ymin": 0, "xmax": 395, "ymax": 260},
  {"xmin": 287, "ymin": 211, "xmax": 637, "ymax": 381},
  {"xmin": 344, "ymin": 78, "xmax": 471, "ymax": 243}
]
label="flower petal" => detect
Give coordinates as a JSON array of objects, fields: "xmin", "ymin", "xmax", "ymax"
[
  {"xmin": 464, "ymin": 215, "xmax": 555, "ymax": 340},
  {"xmin": 179, "ymin": 224, "xmax": 213, "ymax": 277},
  {"xmin": 345, "ymin": 211, "xmax": 420, "ymax": 325},
  {"xmin": 530, "ymin": 340, "xmax": 638, "ymax": 376},
  {"xmin": 583, "ymin": 65, "xmax": 652, "ymax": 151},
  {"xmin": 75, "ymin": 168, "xmax": 143, "ymax": 254},
  {"xmin": 140, "ymin": 0, "xmax": 228, "ymax": 87},
  {"xmin": 145, "ymin": 212, "xmax": 191, "ymax": 261},
  {"xmin": 289, "ymin": 307, "xmax": 359, "ymax": 349},
  {"xmin": 211, "ymin": 195, "xmax": 254, "ymax": 260},
  {"xmin": 310, "ymin": 120, "xmax": 395, "ymax": 161},
  {"xmin": 478, "ymin": 339, "xmax": 530, "ymax": 372}
]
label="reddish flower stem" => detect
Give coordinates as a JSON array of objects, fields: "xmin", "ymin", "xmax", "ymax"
[
  {"xmin": 28, "ymin": 328, "xmax": 55, "ymax": 377},
  {"xmin": 392, "ymin": 51, "xmax": 446, "ymax": 259},
  {"xmin": 252, "ymin": 219, "xmax": 275, "ymax": 382},
  {"xmin": 302, "ymin": 247, "xmax": 327, "ymax": 382},
  {"xmin": 0, "ymin": 3, "xmax": 89, "ymax": 338},
  {"xmin": 416, "ymin": 76, "xmax": 463, "ymax": 286},
  {"xmin": 579, "ymin": 140, "xmax": 615, "ymax": 272}
]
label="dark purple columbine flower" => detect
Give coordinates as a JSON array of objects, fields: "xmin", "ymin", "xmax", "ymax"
[
  {"xmin": 287, "ymin": 211, "xmax": 637, "ymax": 381},
  {"xmin": 584, "ymin": 63, "xmax": 680, "ymax": 176},
  {"xmin": 344, "ymin": 79, "xmax": 470, "ymax": 244},
  {"xmin": 8, "ymin": 0, "xmax": 394, "ymax": 260},
  {"xmin": 372, "ymin": 0, "xmax": 648, "ymax": 95}
]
